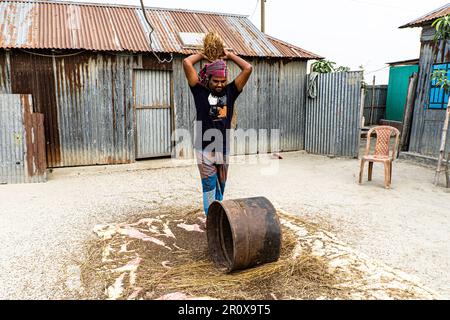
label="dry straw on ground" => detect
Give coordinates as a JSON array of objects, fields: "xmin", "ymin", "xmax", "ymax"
[
  {"xmin": 80, "ymin": 208, "xmax": 343, "ymax": 300},
  {"xmin": 138, "ymin": 226, "xmax": 341, "ymax": 300},
  {"xmin": 79, "ymin": 206, "xmax": 440, "ymax": 300}
]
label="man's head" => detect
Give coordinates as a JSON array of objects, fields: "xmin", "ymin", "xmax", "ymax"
[
  {"xmin": 198, "ymin": 60, "xmax": 228, "ymax": 92},
  {"xmin": 208, "ymin": 75, "xmax": 227, "ymax": 95}
]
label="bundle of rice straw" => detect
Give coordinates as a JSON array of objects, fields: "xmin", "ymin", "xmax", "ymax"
[{"xmin": 202, "ymin": 31, "xmax": 225, "ymax": 62}]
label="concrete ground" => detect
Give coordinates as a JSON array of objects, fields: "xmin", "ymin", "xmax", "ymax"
[{"xmin": 1, "ymin": 150, "xmax": 449, "ymax": 299}]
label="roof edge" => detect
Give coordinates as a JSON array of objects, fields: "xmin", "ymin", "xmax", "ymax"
[
  {"xmin": 265, "ymin": 35, "xmax": 324, "ymax": 60},
  {"xmin": 399, "ymin": 21, "xmax": 433, "ymax": 29},
  {"xmin": 386, "ymin": 58, "xmax": 420, "ymax": 66},
  {"xmin": 4, "ymin": 0, "xmax": 249, "ymax": 18},
  {"xmin": 399, "ymin": 3, "xmax": 450, "ymax": 29}
]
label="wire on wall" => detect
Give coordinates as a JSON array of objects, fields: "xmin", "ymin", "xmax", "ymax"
[
  {"xmin": 18, "ymin": 48, "xmax": 86, "ymax": 58},
  {"xmin": 139, "ymin": 0, "xmax": 174, "ymax": 64}
]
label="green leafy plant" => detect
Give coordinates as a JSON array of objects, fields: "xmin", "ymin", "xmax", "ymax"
[
  {"xmin": 431, "ymin": 14, "xmax": 450, "ymax": 93},
  {"xmin": 431, "ymin": 69, "xmax": 450, "ymax": 92},
  {"xmin": 311, "ymin": 60, "xmax": 336, "ymax": 73},
  {"xmin": 432, "ymin": 14, "xmax": 450, "ymax": 62},
  {"xmin": 311, "ymin": 60, "xmax": 351, "ymax": 73},
  {"xmin": 432, "ymin": 15, "xmax": 450, "ymax": 41}
]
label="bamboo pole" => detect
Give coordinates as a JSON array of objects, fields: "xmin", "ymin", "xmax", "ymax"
[
  {"xmin": 359, "ymin": 86, "xmax": 366, "ymax": 130},
  {"xmin": 369, "ymin": 76, "xmax": 376, "ymax": 125},
  {"xmin": 434, "ymin": 100, "xmax": 450, "ymax": 186},
  {"xmin": 400, "ymin": 73, "xmax": 418, "ymax": 152}
]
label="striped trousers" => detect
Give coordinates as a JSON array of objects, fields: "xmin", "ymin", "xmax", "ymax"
[{"xmin": 196, "ymin": 151, "xmax": 229, "ymax": 215}]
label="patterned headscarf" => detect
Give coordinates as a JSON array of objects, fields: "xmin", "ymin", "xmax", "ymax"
[{"xmin": 198, "ymin": 60, "xmax": 228, "ymax": 87}]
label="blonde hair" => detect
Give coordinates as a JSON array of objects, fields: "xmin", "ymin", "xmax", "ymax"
[{"xmin": 202, "ymin": 31, "xmax": 225, "ymax": 62}]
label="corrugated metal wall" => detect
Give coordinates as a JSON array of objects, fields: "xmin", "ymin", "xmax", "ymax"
[
  {"xmin": 409, "ymin": 26, "xmax": 450, "ymax": 157},
  {"xmin": 305, "ymin": 71, "xmax": 363, "ymax": 158},
  {"xmin": 9, "ymin": 50, "xmax": 61, "ymax": 166},
  {"xmin": 363, "ymin": 85, "xmax": 387, "ymax": 125},
  {"xmin": 274, "ymin": 60, "xmax": 307, "ymax": 152},
  {"xmin": 1, "ymin": 50, "xmax": 309, "ymax": 166},
  {"xmin": 134, "ymin": 69, "xmax": 173, "ymax": 158},
  {"xmin": 0, "ymin": 94, "xmax": 25, "ymax": 183},
  {"xmin": 172, "ymin": 57, "xmax": 307, "ymax": 158},
  {"xmin": 53, "ymin": 53, "xmax": 136, "ymax": 167},
  {"xmin": 1, "ymin": 49, "xmax": 137, "ymax": 167},
  {"xmin": 0, "ymin": 94, "xmax": 46, "ymax": 184}
]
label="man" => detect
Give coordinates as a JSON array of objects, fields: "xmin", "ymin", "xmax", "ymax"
[{"xmin": 183, "ymin": 49, "xmax": 252, "ymax": 215}]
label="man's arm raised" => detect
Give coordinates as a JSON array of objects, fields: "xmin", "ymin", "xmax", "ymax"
[
  {"xmin": 183, "ymin": 53, "xmax": 204, "ymax": 87},
  {"xmin": 225, "ymin": 51, "xmax": 253, "ymax": 92}
]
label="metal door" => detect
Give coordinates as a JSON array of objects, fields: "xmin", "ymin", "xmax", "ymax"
[{"xmin": 134, "ymin": 70, "xmax": 173, "ymax": 159}]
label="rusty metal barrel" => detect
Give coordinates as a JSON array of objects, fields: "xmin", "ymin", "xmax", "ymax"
[{"xmin": 206, "ymin": 197, "xmax": 282, "ymax": 273}]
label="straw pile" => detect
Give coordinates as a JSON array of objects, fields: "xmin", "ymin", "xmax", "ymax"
[
  {"xmin": 202, "ymin": 31, "xmax": 225, "ymax": 62},
  {"xmin": 79, "ymin": 207, "xmax": 440, "ymax": 300},
  {"xmin": 80, "ymin": 208, "xmax": 343, "ymax": 300},
  {"xmin": 138, "ymin": 227, "xmax": 340, "ymax": 300}
]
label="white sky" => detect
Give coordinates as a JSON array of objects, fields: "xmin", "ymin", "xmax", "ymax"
[{"xmin": 70, "ymin": 0, "xmax": 447, "ymax": 84}]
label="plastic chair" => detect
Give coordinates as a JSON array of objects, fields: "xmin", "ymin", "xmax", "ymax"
[{"xmin": 358, "ymin": 126, "xmax": 400, "ymax": 189}]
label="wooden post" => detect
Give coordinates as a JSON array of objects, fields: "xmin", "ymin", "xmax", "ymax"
[
  {"xmin": 369, "ymin": 76, "xmax": 376, "ymax": 125},
  {"xmin": 359, "ymin": 85, "xmax": 366, "ymax": 130},
  {"xmin": 261, "ymin": 0, "xmax": 266, "ymax": 33},
  {"xmin": 400, "ymin": 72, "xmax": 418, "ymax": 152},
  {"xmin": 434, "ymin": 102, "xmax": 450, "ymax": 186}
]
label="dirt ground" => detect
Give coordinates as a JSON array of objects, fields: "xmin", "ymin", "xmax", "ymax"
[{"xmin": 1, "ymin": 149, "xmax": 449, "ymax": 299}]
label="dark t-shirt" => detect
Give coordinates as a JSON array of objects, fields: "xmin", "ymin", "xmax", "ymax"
[{"xmin": 190, "ymin": 81, "xmax": 241, "ymax": 153}]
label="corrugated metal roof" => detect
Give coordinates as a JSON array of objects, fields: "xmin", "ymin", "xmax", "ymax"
[
  {"xmin": 0, "ymin": 0, "xmax": 321, "ymax": 59},
  {"xmin": 266, "ymin": 35, "xmax": 323, "ymax": 60},
  {"xmin": 400, "ymin": 3, "xmax": 450, "ymax": 28}
]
